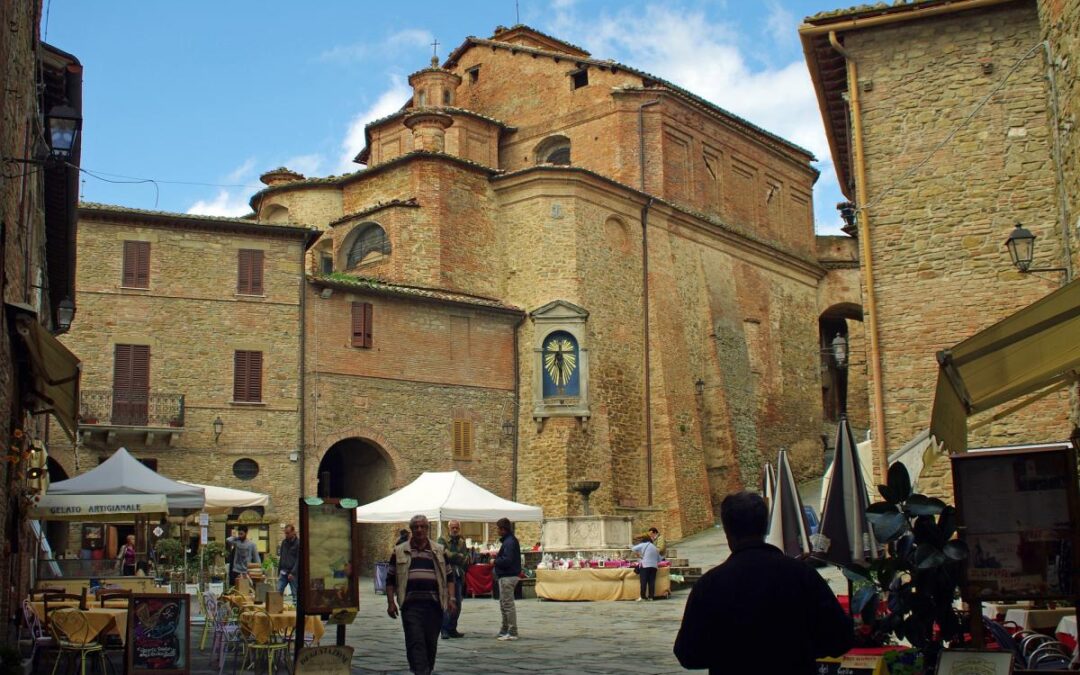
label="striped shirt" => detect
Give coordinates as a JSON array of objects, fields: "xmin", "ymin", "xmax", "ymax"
[{"xmin": 387, "ymin": 541, "xmax": 451, "ymax": 606}]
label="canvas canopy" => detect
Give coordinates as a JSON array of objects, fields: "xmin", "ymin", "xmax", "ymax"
[
  {"xmin": 355, "ymin": 471, "xmax": 543, "ymax": 523},
  {"xmin": 47, "ymin": 447, "xmax": 205, "ymax": 512},
  {"xmin": 930, "ymin": 278, "xmax": 1080, "ymax": 453},
  {"xmin": 179, "ymin": 481, "xmax": 269, "ymax": 515}
]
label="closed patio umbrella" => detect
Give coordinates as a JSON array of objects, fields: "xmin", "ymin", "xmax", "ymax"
[
  {"xmin": 766, "ymin": 450, "xmax": 811, "ymax": 557},
  {"xmin": 761, "ymin": 461, "xmax": 776, "ymax": 512},
  {"xmin": 814, "ymin": 414, "xmax": 878, "ymax": 566}
]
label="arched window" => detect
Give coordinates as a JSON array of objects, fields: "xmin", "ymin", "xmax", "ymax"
[
  {"xmin": 347, "ymin": 223, "xmax": 391, "ymax": 268},
  {"xmin": 263, "ymin": 204, "xmax": 289, "ymax": 224},
  {"xmin": 534, "ymin": 135, "xmax": 571, "ymax": 166}
]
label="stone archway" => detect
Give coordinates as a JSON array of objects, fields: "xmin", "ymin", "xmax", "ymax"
[
  {"xmin": 819, "ymin": 302, "xmax": 868, "ymax": 440},
  {"xmin": 316, "ymin": 437, "xmax": 395, "ymax": 571}
]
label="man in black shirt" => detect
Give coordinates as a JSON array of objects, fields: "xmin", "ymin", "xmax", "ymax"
[
  {"xmin": 386, "ymin": 515, "xmax": 455, "ymax": 675},
  {"xmin": 276, "ymin": 524, "xmax": 299, "ymax": 599},
  {"xmin": 674, "ymin": 492, "xmax": 852, "ymax": 674},
  {"xmin": 493, "ymin": 517, "xmax": 522, "ymax": 641}
]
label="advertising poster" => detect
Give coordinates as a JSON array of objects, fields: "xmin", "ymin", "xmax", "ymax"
[
  {"xmin": 127, "ymin": 593, "xmax": 191, "ymax": 674},
  {"xmin": 953, "ymin": 447, "xmax": 1079, "ymax": 600},
  {"xmin": 300, "ymin": 498, "xmax": 360, "ymax": 616}
]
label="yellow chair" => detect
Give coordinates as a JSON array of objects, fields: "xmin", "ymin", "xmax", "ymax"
[
  {"xmin": 47, "ymin": 607, "xmax": 110, "ymax": 675},
  {"xmin": 240, "ymin": 607, "xmax": 291, "ymax": 674}
]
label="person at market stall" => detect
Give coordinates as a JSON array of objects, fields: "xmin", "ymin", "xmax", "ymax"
[
  {"xmin": 674, "ymin": 491, "xmax": 852, "ymax": 674},
  {"xmin": 632, "ymin": 535, "xmax": 661, "ymax": 601},
  {"xmin": 117, "ymin": 534, "xmax": 138, "ymax": 576},
  {"xmin": 493, "ymin": 517, "xmax": 522, "ymax": 641},
  {"xmin": 386, "ymin": 514, "xmax": 456, "ymax": 675},
  {"xmin": 277, "ymin": 523, "xmax": 300, "ymax": 599},
  {"xmin": 396, "ymin": 528, "xmax": 410, "ymax": 546},
  {"xmin": 436, "ymin": 519, "xmax": 469, "ymax": 639},
  {"xmin": 648, "ymin": 527, "xmax": 667, "ymax": 556},
  {"xmin": 226, "ymin": 525, "xmax": 260, "ymax": 590}
]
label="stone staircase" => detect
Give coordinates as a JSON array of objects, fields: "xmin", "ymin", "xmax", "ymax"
[{"xmin": 663, "ymin": 548, "xmax": 703, "ymax": 592}]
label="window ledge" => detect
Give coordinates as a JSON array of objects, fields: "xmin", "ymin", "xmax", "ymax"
[
  {"xmin": 119, "ymin": 286, "xmax": 150, "ymax": 291},
  {"xmin": 235, "ymin": 293, "xmax": 267, "ymax": 301},
  {"xmin": 229, "ymin": 400, "xmax": 267, "ymax": 407}
]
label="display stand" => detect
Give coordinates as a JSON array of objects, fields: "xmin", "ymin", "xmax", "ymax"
[
  {"xmin": 294, "ymin": 497, "xmax": 360, "ymax": 665},
  {"xmin": 951, "ymin": 445, "xmax": 1080, "ymax": 652}
]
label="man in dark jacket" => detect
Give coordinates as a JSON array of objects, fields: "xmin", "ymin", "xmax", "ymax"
[
  {"xmin": 437, "ymin": 519, "xmax": 470, "ymax": 639},
  {"xmin": 492, "ymin": 517, "xmax": 521, "ymax": 641},
  {"xmin": 674, "ymin": 491, "xmax": 852, "ymax": 674},
  {"xmin": 277, "ymin": 524, "xmax": 300, "ymax": 599}
]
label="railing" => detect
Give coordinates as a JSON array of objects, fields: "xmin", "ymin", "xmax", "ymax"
[{"xmin": 79, "ymin": 389, "xmax": 185, "ymax": 428}]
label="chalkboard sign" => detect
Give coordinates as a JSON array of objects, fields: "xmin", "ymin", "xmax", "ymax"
[
  {"xmin": 127, "ymin": 593, "xmax": 191, "ymax": 675},
  {"xmin": 953, "ymin": 446, "xmax": 1080, "ymax": 601}
]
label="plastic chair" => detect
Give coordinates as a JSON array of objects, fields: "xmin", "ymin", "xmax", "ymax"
[
  {"xmin": 47, "ymin": 607, "xmax": 110, "ymax": 675},
  {"xmin": 239, "ymin": 607, "xmax": 291, "ymax": 674},
  {"xmin": 208, "ymin": 595, "xmax": 243, "ymax": 675},
  {"xmin": 1028, "ymin": 642, "xmax": 1072, "ymax": 670},
  {"xmin": 983, "ymin": 617, "xmax": 1025, "ymax": 665}
]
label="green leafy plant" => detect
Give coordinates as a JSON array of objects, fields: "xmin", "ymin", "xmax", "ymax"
[
  {"xmin": 154, "ymin": 538, "xmax": 185, "ymax": 570},
  {"xmin": 261, "ymin": 552, "xmax": 279, "ymax": 578},
  {"xmin": 843, "ymin": 463, "xmax": 968, "ymax": 667}
]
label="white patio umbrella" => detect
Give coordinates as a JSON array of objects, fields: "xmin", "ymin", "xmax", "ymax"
[
  {"xmin": 761, "ymin": 461, "xmax": 776, "ymax": 512},
  {"xmin": 765, "ymin": 450, "xmax": 811, "ymax": 557}
]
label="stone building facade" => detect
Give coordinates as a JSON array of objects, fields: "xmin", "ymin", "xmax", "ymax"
[
  {"xmin": 802, "ymin": 0, "xmax": 1078, "ymax": 495},
  {"xmin": 52, "ymin": 205, "xmax": 313, "ymax": 556},
  {"xmin": 0, "ymin": 0, "xmax": 83, "ymax": 625}
]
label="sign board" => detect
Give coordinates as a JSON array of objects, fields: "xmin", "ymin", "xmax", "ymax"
[
  {"xmin": 200, "ymin": 526, "xmax": 208, "ymax": 545},
  {"xmin": 299, "ymin": 498, "xmax": 360, "ymax": 616},
  {"xmin": 295, "ymin": 646, "xmax": 353, "ymax": 675},
  {"xmin": 953, "ymin": 446, "xmax": 1080, "ymax": 600},
  {"xmin": 127, "ymin": 593, "xmax": 191, "ymax": 675},
  {"xmin": 208, "ymin": 582, "xmax": 224, "ymax": 596},
  {"xmin": 198, "ymin": 513, "xmax": 209, "ymax": 527},
  {"xmin": 153, "ymin": 526, "xmax": 165, "ymax": 538}
]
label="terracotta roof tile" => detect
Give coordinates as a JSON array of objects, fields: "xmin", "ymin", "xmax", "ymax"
[{"xmin": 311, "ymin": 273, "xmax": 523, "ymax": 313}]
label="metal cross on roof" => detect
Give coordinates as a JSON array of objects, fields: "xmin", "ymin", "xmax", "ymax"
[{"xmin": 431, "ymin": 38, "xmax": 439, "ymax": 59}]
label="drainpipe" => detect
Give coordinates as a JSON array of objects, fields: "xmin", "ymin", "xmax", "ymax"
[
  {"xmin": 511, "ymin": 313, "xmax": 525, "ymax": 500},
  {"xmin": 297, "ymin": 246, "xmax": 307, "ymax": 499},
  {"xmin": 638, "ymin": 97, "xmax": 660, "ymax": 505},
  {"xmin": 829, "ymin": 31, "xmax": 889, "ymax": 481}
]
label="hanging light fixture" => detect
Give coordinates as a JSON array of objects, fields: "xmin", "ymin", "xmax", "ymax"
[
  {"xmin": 831, "ymin": 334, "xmax": 849, "ymax": 370},
  {"xmin": 1005, "ymin": 223, "xmax": 1036, "ymax": 273},
  {"xmin": 213, "ymin": 416, "xmax": 224, "ymax": 443},
  {"xmin": 56, "ymin": 297, "xmax": 75, "ymax": 332}
]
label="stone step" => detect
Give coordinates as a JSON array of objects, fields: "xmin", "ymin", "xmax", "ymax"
[
  {"xmin": 666, "ymin": 557, "xmax": 689, "ymax": 567},
  {"xmin": 668, "ymin": 566, "xmax": 701, "ymax": 576}
]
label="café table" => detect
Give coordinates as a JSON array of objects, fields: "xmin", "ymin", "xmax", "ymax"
[
  {"xmin": 239, "ymin": 609, "xmax": 325, "ymax": 645},
  {"xmin": 30, "ymin": 599, "xmax": 130, "ymax": 622},
  {"xmin": 1004, "ymin": 607, "xmax": 1074, "ymax": 633},
  {"xmin": 535, "ymin": 567, "xmax": 670, "ymax": 601},
  {"xmin": 465, "ymin": 564, "xmax": 494, "ymax": 597}
]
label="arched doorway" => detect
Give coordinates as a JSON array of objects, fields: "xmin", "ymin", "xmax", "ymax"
[
  {"xmin": 317, "ymin": 438, "xmax": 394, "ymax": 571},
  {"xmin": 45, "ymin": 458, "xmax": 69, "ymax": 554}
]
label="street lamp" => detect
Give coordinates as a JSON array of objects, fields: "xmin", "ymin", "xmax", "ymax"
[
  {"xmin": 213, "ymin": 416, "xmax": 224, "ymax": 443},
  {"xmin": 56, "ymin": 297, "xmax": 75, "ymax": 332},
  {"xmin": 831, "ymin": 334, "xmax": 848, "ymax": 370},
  {"xmin": 837, "ymin": 202, "xmax": 858, "ymax": 237},
  {"xmin": 46, "ymin": 103, "xmax": 81, "ymax": 160},
  {"xmin": 501, "ymin": 419, "xmax": 515, "ymax": 437},
  {"xmin": 1004, "ymin": 223, "xmax": 1069, "ymax": 277}
]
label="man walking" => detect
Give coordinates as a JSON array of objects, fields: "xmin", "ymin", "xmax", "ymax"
[
  {"xmin": 493, "ymin": 517, "xmax": 521, "ymax": 641},
  {"xmin": 226, "ymin": 525, "xmax": 260, "ymax": 590},
  {"xmin": 386, "ymin": 515, "xmax": 455, "ymax": 675},
  {"xmin": 674, "ymin": 492, "xmax": 852, "ymax": 674},
  {"xmin": 437, "ymin": 519, "xmax": 469, "ymax": 639},
  {"xmin": 277, "ymin": 524, "xmax": 300, "ymax": 599}
]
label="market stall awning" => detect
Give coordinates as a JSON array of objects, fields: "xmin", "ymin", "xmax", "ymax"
[
  {"xmin": 356, "ymin": 471, "xmax": 543, "ymax": 523},
  {"xmin": 8, "ymin": 304, "xmax": 80, "ymax": 438},
  {"xmin": 28, "ymin": 493, "xmax": 169, "ymax": 521},
  {"xmin": 179, "ymin": 481, "xmax": 269, "ymax": 515},
  {"xmin": 930, "ymin": 278, "xmax": 1080, "ymax": 453},
  {"xmin": 48, "ymin": 447, "xmax": 205, "ymax": 512}
]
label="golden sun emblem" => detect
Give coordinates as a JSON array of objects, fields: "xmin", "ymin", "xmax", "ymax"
[{"xmin": 543, "ymin": 337, "xmax": 577, "ymax": 387}]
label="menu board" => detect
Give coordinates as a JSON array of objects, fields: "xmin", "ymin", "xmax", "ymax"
[
  {"xmin": 127, "ymin": 593, "xmax": 191, "ymax": 674},
  {"xmin": 953, "ymin": 446, "xmax": 1080, "ymax": 600},
  {"xmin": 300, "ymin": 498, "xmax": 360, "ymax": 615}
]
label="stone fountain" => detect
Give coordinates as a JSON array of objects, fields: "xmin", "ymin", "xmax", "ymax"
[
  {"xmin": 571, "ymin": 480, "xmax": 601, "ymax": 515},
  {"xmin": 541, "ymin": 480, "xmax": 633, "ymax": 552}
]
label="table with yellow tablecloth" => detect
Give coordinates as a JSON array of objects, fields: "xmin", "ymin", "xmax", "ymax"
[
  {"xmin": 239, "ymin": 610, "xmax": 325, "ymax": 645},
  {"xmin": 535, "ymin": 567, "xmax": 670, "ymax": 601},
  {"xmin": 48, "ymin": 608, "xmax": 129, "ymax": 645},
  {"xmin": 30, "ymin": 599, "xmax": 130, "ymax": 622}
]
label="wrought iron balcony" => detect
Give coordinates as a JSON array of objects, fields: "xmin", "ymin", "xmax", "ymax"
[{"xmin": 79, "ymin": 390, "xmax": 185, "ymax": 446}]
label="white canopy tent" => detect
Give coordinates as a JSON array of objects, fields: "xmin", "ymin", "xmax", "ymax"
[
  {"xmin": 179, "ymin": 481, "xmax": 269, "ymax": 515},
  {"xmin": 47, "ymin": 447, "xmax": 205, "ymax": 512},
  {"xmin": 356, "ymin": 471, "xmax": 543, "ymax": 524}
]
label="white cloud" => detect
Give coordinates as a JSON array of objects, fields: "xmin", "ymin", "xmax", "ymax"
[
  {"xmin": 336, "ymin": 77, "xmax": 412, "ymax": 174},
  {"xmin": 224, "ymin": 157, "xmax": 256, "ymax": 185},
  {"xmin": 319, "ymin": 28, "xmax": 433, "ymax": 64},
  {"xmin": 282, "ymin": 153, "xmax": 324, "ymax": 177},
  {"xmin": 187, "ymin": 189, "xmax": 253, "ymax": 218},
  {"xmin": 763, "ymin": 1, "xmax": 797, "ymax": 50},
  {"xmin": 387, "ymin": 29, "xmax": 434, "ymax": 49}
]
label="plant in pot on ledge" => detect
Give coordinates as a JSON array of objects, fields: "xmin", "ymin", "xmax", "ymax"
[
  {"xmin": 154, "ymin": 538, "xmax": 187, "ymax": 591},
  {"xmin": 842, "ymin": 463, "xmax": 968, "ymax": 675}
]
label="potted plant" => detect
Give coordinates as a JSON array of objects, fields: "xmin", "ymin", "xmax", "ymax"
[{"xmin": 842, "ymin": 463, "xmax": 968, "ymax": 673}]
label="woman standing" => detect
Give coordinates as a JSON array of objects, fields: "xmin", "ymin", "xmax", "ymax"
[
  {"xmin": 117, "ymin": 534, "xmax": 137, "ymax": 576},
  {"xmin": 632, "ymin": 535, "xmax": 660, "ymax": 601}
]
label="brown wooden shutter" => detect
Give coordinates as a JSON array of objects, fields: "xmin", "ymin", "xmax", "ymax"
[
  {"xmin": 237, "ymin": 249, "xmax": 265, "ymax": 295},
  {"xmin": 452, "ymin": 420, "xmax": 473, "ymax": 459},
  {"xmin": 123, "ymin": 241, "xmax": 150, "ymax": 288},
  {"xmin": 233, "ymin": 350, "xmax": 263, "ymax": 402},
  {"xmin": 113, "ymin": 344, "xmax": 149, "ymax": 424},
  {"xmin": 351, "ymin": 302, "xmax": 373, "ymax": 348}
]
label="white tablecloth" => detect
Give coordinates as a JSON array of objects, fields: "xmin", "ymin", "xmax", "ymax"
[
  {"xmin": 1056, "ymin": 614, "xmax": 1076, "ymax": 639},
  {"xmin": 1004, "ymin": 607, "xmax": 1073, "ymax": 632}
]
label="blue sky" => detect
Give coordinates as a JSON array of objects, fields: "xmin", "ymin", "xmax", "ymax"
[{"xmin": 44, "ymin": 0, "xmax": 847, "ymax": 234}]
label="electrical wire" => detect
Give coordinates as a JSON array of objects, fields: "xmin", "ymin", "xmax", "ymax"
[
  {"xmin": 77, "ymin": 167, "xmax": 264, "ymax": 190},
  {"xmin": 859, "ymin": 40, "xmax": 1046, "ymax": 215},
  {"xmin": 75, "ymin": 166, "xmax": 160, "ymax": 209}
]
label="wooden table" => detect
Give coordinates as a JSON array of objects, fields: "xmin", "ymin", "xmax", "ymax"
[
  {"xmin": 239, "ymin": 610, "xmax": 324, "ymax": 645},
  {"xmin": 535, "ymin": 568, "xmax": 670, "ymax": 601},
  {"xmin": 30, "ymin": 599, "xmax": 130, "ymax": 621}
]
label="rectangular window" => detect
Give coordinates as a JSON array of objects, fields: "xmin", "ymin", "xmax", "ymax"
[
  {"xmin": 571, "ymin": 69, "xmax": 589, "ymax": 89},
  {"xmin": 467, "ymin": 66, "xmax": 480, "ymax": 83},
  {"xmin": 351, "ymin": 302, "xmax": 373, "ymax": 348},
  {"xmin": 112, "ymin": 344, "xmax": 150, "ymax": 425},
  {"xmin": 122, "ymin": 241, "xmax": 150, "ymax": 288},
  {"xmin": 237, "ymin": 249, "xmax": 265, "ymax": 295},
  {"xmin": 320, "ymin": 255, "xmax": 333, "ymax": 275},
  {"xmin": 452, "ymin": 420, "xmax": 474, "ymax": 460},
  {"xmin": 233, "ymin": 350, "xmax": 263, "ymax": 402}
]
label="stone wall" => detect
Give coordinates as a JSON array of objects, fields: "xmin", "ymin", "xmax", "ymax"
[{"xmin": 845, "ymin": 2, "xmax": 1072, "ymax": 494}]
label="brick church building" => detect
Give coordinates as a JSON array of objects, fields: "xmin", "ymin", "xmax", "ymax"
[{"xmin": 52, "ymin": 25, "xmax": 869, "ymax": 563}]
